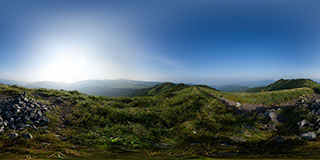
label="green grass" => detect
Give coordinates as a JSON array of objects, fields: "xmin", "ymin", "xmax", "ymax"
[
  {"xmin": 201, "ymin": 87, "xmax": 313, "ymax": 105},
  {"xmin": 247, "ymin": 78, "xmax": 320, "ymax": 93},
  {"xmin": 1, "ymin": 81, "xmax": 320, "ymax": 159}
]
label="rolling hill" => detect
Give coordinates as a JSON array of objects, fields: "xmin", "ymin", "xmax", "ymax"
[
  {"xmin": 247, "ymin": 78, "xmax": 320, "ymax": 92},
  {"xmin": 0, "ymin": 79, "xmax": 159, "ymax": 97},
  {"xmin": 1, "ymin": 79, "xmax": 320, "ymax": 159}
]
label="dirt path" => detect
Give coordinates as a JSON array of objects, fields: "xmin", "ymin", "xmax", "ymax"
[
  {"xmin": 219, "ymin": 94, "xmax": 320, "ymax": 112},
  {"xmin": 196, "ymin": 86, "xmax": 320, "ymax": 112}
]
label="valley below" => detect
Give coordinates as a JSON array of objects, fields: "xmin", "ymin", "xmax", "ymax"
[{"xmin": 2, "ymin": 79, "xmax": 320, "ymax": 159}]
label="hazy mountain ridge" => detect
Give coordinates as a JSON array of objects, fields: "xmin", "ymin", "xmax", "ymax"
[
  {"xmin": 212, "ymin": 79, "xmax": 274, "ymax": 92},
  {"xmin": 0, "ymin": 79, "xmax": 159, "ymax": 97},
  {"xmin": 1, "ymin": 78, "xmax": 320, "ymax": 96}
]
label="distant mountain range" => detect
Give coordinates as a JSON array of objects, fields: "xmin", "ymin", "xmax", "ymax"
[
  {"xmin": 1, "ymin": 78, "xmax": 319, "ymax": 96},
  {"xmin": 211, "ymin": 79, "xmax": 275, "ymax": 92},
  {"xmin": 0, "ymin": 79, "xmax": 159, "ymax": 97}
]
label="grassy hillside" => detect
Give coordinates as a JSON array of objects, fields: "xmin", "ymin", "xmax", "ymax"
[
  {"xmin": 204, "ymin": 87, "xmax": 314, "ymax": 105},
  {"xmin": 1, "ymin": 81, "xmax": 320, "ymax": 159},
  {"xmin": 132, "ymin": 82, "xmax": 188, "ymax": 96},
  {"xmin": 247, "ymin": 79, "xmax": 320, "ymax": 93}
]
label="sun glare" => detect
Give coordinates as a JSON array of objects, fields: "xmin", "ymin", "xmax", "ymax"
[{"xmin": 37, "ymin": 43, "xmax": 92, "ymax": 82}]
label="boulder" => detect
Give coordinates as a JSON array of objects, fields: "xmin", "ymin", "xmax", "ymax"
[
  {"xmin": 22, "ymin": 133, "xmax": 33, "ymax": 139},
  {"xmin": 9, "ymin": 133, "xmax": 18, "ymax": 139},
  {"xmin": 298, "ymin": 119, "xmax": 308, "ymax": 129},
  {"xmin": 268, "ymin": 112, "xmax": 279, "ymax": 123},
  {"xmin": 265, "ymin": 111, "xmax": 285, "ymax": 123},
  {"xmin": 235, "ymin": 102, "xmax": 241, "ymax": 108},
  {"xmin": 300, "ymin": 132, "xmax": 317, "ymax": 140}
]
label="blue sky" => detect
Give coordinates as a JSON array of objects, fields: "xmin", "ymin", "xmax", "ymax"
[{"xmin": 0, "ymin": 0, "xmax": 319, "ymax": 84}]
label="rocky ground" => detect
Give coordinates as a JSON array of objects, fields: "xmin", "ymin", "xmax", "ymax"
[
  {"xmin": 2, "ymin": 86, "xmax": 320, "ymax": 159},
  {"xmin": 0, "ymin": 92, "xmax": 52, "ymax": 139},
  {"xmin": 227, "ymin": 94, "xmax": 320, "ymax": 141}
]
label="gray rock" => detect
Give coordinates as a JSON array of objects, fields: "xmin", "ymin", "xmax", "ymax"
[
  {"xmin": 267, "ymin": 111, "xmax": 280, "ymax": 123},
  {"xmin": 9, "ymin": 118, "xmax": 14, "ymax": 124},
  {"xmin": 220, "ymin": 143, "xmax": 232, "ymax": 147},
  {"xmin": 154, "ymin": 142, "xmax": 171, "ymax": 149},
  {"xmin": 42, "ymin": 116, "xmax": 50, "ymax": 124},
  {"xmin": 267, "ymin": 123, "xmax": 276, "ymax": 130},
  {"xmin": 21, "ymin": 133, "xmax": 33, "ymax": 139},
  {"xmin": 235, "ymin": 102, "xmax": 241, "ymax": 108},
  {"xmin": 0, "ymin": 92, "xmax": 51, "ymax": 131},
  {"xmin": 300, "ymin": 132, "xmax": 317, "ymax": 140},
  {"xmin": 298, "ymin": 119, "xmax": 308, "ymax": 129},
  {"xmin": 275, "ymin": 136, "xmax": 285, "ymax": 142},
  {"xmin": 299, "ymin": 97, "xmax": 306, "ymax": 103},
  {"xmin": 230, "ymin": 136, "xmax": 245, "ymax": 143},
  {"xmin": 9, "ymin": 133, "xmax": 18, "ymax": 139}
]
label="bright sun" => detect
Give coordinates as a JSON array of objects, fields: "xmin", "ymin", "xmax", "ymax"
[
  {"xmin": 37, "ymin": 43, "xmax": 92, "ymax": 82},
  {"xmin": 42, "ymin": 55, "xmax": 89, "ymax": 82}
]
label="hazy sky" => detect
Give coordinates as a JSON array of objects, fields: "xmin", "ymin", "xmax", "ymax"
[{"xmin": 0, "ymin": 0, "xmax": 320, "ymax": 84}]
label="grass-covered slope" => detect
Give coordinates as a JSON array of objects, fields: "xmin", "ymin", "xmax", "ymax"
[
  {"xmin": 1, "ymin": 81, "xmax": 320, "ymax": 159},
  {"xmin": 206, "ymin": 87, "xmax": 314, "ymax": 105},
  {"xmin": 247, "ymin": 78, "xmax": 320, "ymax": 92},
  {"xmin": 131, "ymin": 82, "xmax": 188, "ymax": 97}
]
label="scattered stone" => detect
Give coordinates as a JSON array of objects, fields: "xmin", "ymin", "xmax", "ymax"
[
  {"xmin": 55, "ymin": 97, "xmax": 63, "ymax": 104},
  {"xmin": 154, "ymin": 142, "xmax": 171, "ymax": 149},
  {"xmin": 22, "ymin": 133, "xmax": 33, "ymax": 139},
  {"xmin": 42, "ymin": 142, "xmax": 51, "ymax": 145},
  {"xmin": 267, "ymin": 123, "xmax": 276, "ymax": 130},
  {"xmin": 298, "ymin": 119, "xmax": 308, "ymax": 129},
  {"xmin": 9, "ymin": 133, "xmax": 18, "ymax": 139},
  {"xmin": 265, "ymin": 111, "xmax": 283, "ymax": 123},
  {"xmin": 236, "ymin": 102, "xmax": 241, "ymax": 108},
  {"xmin": 230, "ymin": 136, "xmax": 246, "ymax": 143},
  {"xmin": 220, "ymin": 143, "xmax": 232, "ymax": 147},
  {"xmin": 317, "ymin": 128, "xmax": 320, "ymax": 134},
  {"xmin": 274, "ymin": 136, "xmax": 285, "ymax": 142},
  {"xmin": 300, "ymin": 132, "xmax": 317, "ymax": 140},
  {"xmin": 0, "ymin": 92, "xmax": 51, "ymax": 132}
]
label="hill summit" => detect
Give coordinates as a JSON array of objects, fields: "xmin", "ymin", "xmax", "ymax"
[{"xmin": 247, "ymin": 78, "xmax": 320, "ymax": 92}]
